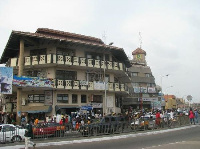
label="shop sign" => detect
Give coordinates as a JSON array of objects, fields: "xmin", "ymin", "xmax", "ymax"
[
  {"xmin": 89, "ymin": 103, "xmax": 103, "ymax": 108},
  {"xmin": 44, "ymin": 90, "xmax": 53, "ymax": 105},
  {"xmin": 81, "ymin": 106, "xmax": 93, "ymax": 111},
  {"xmin": 138, "ymin": 98, "xmax": 158, "ymax": 102}
]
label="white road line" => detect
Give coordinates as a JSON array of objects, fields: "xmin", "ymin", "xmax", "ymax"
[{"xmin": 0, "ymin": 125, "xmax": 197, "ymax": 149}]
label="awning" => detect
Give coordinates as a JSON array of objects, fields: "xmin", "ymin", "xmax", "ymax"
[
  {"xmin": 22, "ymin": 105, "xmax": 52, "ymax": 113},
  {"xmin": 55, "ymin": 105, "xmax": 80, "ymax": 111}
]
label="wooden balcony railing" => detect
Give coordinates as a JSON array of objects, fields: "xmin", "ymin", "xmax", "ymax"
[
  {"xmin": 9, "ymin": 54, "xmax": 128, "ymax": 73},
  {"xmin": 54, "ymin": 79, "xmax": 130, "ymax": 94}
]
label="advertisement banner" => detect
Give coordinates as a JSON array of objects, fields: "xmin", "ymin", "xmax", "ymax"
[
  {"xmin": 148, "ymin": 87, "xmax": 156, "ymax": 93},
  {"xmin": 13, "ymin": 75, "xmax": 54, "ymax": 88},
  {"xmin": 94, "ymin": 81, "xmax": 108, "ymax": 90},
  {"xmin": 0, "ymin": 67, "xmax": 13, "ymax": 94}
]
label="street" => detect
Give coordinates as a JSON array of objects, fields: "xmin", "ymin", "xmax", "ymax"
[{"xmin": 2, "ymin": 125, "xmax": 199, "ymax": 149}]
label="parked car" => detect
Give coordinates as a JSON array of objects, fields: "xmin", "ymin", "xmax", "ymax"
[
  {"xmin": 80, "ymin": 115, "xmax": 126, "ymax": 136},
  {"xmin": 0, "ymin": 124, "xmax": 26, "ymax": 142},
  {"xmin": 131, "ymin": 116, "xmax": 155, "ymax": 130},
  {"xmin": 33, "ymin": 122, "xmax": 57, "ymax": 137}
]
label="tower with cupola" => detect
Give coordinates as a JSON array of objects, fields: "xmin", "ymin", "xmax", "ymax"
[{"xmin": 131, "ymin": 47, "xmax": 147, "ymax": 66}]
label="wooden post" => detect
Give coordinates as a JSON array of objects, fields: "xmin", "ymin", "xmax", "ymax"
[{"xmin": 16, "ymin": 39, "xmax": 24, "ymax": 125}]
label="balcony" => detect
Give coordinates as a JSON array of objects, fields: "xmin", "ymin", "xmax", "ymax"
[
  {"xmin": 131, "ymin": 76, "xmax": 155, "ymax": 83},
  {"xmin": 54, "ymin": 79, "xmax": 130, "ymax": 94},
  {"xmin": 9, "ymin": 54, "xmax": 128, "ymax": 74}
]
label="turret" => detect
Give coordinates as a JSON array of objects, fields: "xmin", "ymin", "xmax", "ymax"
[{"xmin": 131, "ymin": 47, "xmax": 147, "ymax": 66}]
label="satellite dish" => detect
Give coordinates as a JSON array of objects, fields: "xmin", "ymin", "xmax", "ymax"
[{"xmin": 187, "ymin": 95, "xmax": 192, "ymax": 101}]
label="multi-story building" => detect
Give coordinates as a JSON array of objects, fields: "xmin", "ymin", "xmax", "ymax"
[
  {"xmin": 122, "ymin": 47, "xmax": 158, "ymax": 111},
  {"xmin": 164, "ymin": 95, "xmax": 177, "ymax": 110},
  {"xmin": 0, "ymin": 28, "xmax": 132, "ymax": 122}
]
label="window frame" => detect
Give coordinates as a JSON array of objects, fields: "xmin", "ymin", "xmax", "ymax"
[
  {"xmin": 57, "ymin": 94, "xmax": 69, "ymax": 103},
  {"xmin": 56, "ymin": 70, "xmax": 77, "ymax": 80},
  {"xmin": 28, "ymin": 94, "xmax": 45, "ymax": 103},
  {"xmin": 81, "ymin": 95, "xmax": 87, "ymax": 103},
  {"xmin": 72, "ymin": 94, "xmax": 78, "ymax": 104}
]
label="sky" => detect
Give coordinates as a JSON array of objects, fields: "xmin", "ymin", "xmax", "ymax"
[{"xmin": 0, "ymin": 0, "xmax": 199, "ymax": 103}]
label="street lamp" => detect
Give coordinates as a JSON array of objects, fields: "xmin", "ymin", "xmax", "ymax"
[
  {"xmin": 160, "ymin": 74, "xmax": 170, "ymax": 93},
  {"xmin": 104, "ymin": 42, "xmax": 113, "ymax": 115}
]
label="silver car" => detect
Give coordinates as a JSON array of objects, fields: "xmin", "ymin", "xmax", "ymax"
[{"xmin": 0, "ymin": 124, "xmax": 26, "ymax": 142}]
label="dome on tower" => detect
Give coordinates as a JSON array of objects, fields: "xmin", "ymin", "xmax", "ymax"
[{"xmin": 132, "ymin": 47, "xmax": 146, "ymax": 56}]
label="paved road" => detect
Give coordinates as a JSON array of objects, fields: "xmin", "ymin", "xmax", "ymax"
[{"xmin": 1, "ymin": 125, "xmax": 200, "ymax": 149}]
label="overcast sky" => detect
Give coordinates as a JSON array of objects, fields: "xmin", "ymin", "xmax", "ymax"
[{"xmin": 0, "ymin": 0, "xmax": 199, "ymax": 102}]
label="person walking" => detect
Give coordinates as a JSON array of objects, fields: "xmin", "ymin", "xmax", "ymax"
[
  {"xmin": 189, "ymin": 108, "xmax": 195, "ymax": 125},
  {"xmin": 194, "ymin": 109, "xmax": 199, "ymax": 124},
  {"xmin": 25, "ymin": 120, "xmax": 36, "ymax": 149},
  {"xmin": 155, "ymin": 110, "xmax": 161, "ymax": 128}
]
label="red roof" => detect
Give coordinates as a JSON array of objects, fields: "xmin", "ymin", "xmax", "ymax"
[
  {"xmin": 36, "ymin": 28, "xmax": 104, "ymax": 45},
  {"xmin": 132, "ymin": 47, "xmax": 146, "ymax": 55}
]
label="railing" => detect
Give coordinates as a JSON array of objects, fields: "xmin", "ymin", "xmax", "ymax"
[
  {"xmin": 9, "ymin": 54, "xmax": 129, "ymax": 74},
  {"xmin": 79, "ymin": 115, "xmax": 191, "ymax": 137},
  {"xmin": 0, "ymin": 125, "xmax": 26, "ymax": 143},
  {"xmin": 0, "ymin": 115, "xmax": 191, "ymax": 144},
  {"xmin": 54, "ymin": 79, "xmax": 130, "ymax": 93}
]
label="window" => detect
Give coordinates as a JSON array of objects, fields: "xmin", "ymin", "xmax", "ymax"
[
  {"xmin": 131, "ymin": 72, "xmax": 138, "ymax": 77},
  {"xmin": 81, "ymin": 95, "xmax": 87, "ymax": 103},
  {"xmin": 115, "ymin": 96, "xmax": 121, "ymax": 108},
  {"xmin": 25, "ymin": 69, "xmax": 47, "ymax": 78},
  {"xmin": 87, "ymin": 72, "xmax": 109, "ymax": 82},
  {"xmin": 57, "ymin": 48, "xmax": 75, "ymax": 56},
  {"xmin": 147, "ymin": 83, "xmax": 151, "ymax": 87},
  {"xmin": 92, "ymin": 95, "xmax": 102, "ymax": 103},
  {"xmin": 30, "ymin": 49, "xmax": 46, "ymax": 56},
  {"xmin": 57, "ymin": 94, "xmax": 68, "ymax": 103},
  {"xmin": 72, "ymin": 94, "xmax": 78, "ymax": 104},
  {"xmin": 132, "ymin": 83, "xmax": 139, "ymax": 87},
  {"xmin": 147, "ymin": 83, "xmax": 155, "ymax": 87},
  {"xmin": 86, "ymin": 52, "xmax": 105, "ymax": 60},
  {"xmin": 28, "ymin": 94, "xmax": 44, "ymax": 103},
  {"xmin": 145, "ymin": 73, "xmax": 151, "ymax": 77},
  {"xmin": 56, "ymin": 70, "xmax": 77, "ymax": 80}
]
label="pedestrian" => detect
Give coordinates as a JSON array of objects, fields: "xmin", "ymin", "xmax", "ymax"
[
  {"xmin": 62, "ymin": 116, "xmax": 65, "ymax": 125},
  {"xmin": 194, "ymin": 109, "xmax": 199, "ymax": 124},
  {"xmin": 21, "ymin": 116, "xmax": 26, "ymax": 128},
  {"xmin": 169, "ymin": 110, "xmax": 174, "ymax": 120},
  {"xmin": 189, "ymin": 108, "xmax": 195, "ymax": 125},
  {"xmin": 155, "ymin": 110, "xmax": 161, "ymax": 127},
  {"xmin": 34, "ymin": 118, "xmax": 38, "ymax": 126},
  {"xmin": 24, "ymin": 120, "xmax": 36, "ymax": 149},
  {"xmin": 65, "ymin": 116, "xmax": 68, "ymax": 123}
]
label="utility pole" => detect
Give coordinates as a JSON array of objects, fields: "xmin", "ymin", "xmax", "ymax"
[{"xmin": 16, "ymin": 39, "xmax": 24, "ymax": 125}]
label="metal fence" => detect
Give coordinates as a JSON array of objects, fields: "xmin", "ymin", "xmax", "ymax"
[
  {"xmin": 0, "ymin": 125, "xmax": 26, "ymax": 144},
  {"xmin": 0, "ymin": 115, "xmax": 191, "ymax": 144}
]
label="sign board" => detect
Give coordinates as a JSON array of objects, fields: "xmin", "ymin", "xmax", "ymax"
[
  {"xmin": 44, "ymin": 91, "xmax": 53, "ymax": 105},
  {"xmin": 0, "ymin": 67, "xmax": 13, "ymax": 94},
  {"xmin": 81, "ymin": 106, "xmax": 93, "ymax": 111},
  {"xmin": 80, "ymin": 80, "xmax": 88, "ymax": 86}
]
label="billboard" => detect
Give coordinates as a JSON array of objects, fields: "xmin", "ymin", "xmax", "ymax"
[
  {"xmin": 13, "ymin": 75, "xmax": 54, "ymax": 88},
  {"xmin": 0, "ymin": 67, "xmax": 13, "ymax": 94}
]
